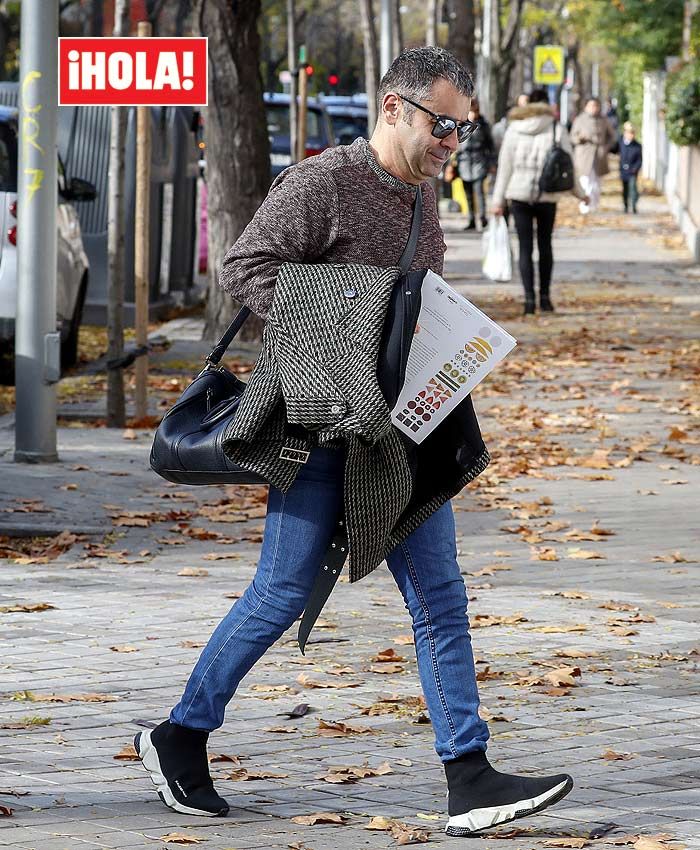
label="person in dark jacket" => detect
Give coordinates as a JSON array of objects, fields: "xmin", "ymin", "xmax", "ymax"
[
  {"xmin": 619, "ymin": 121, "xmax": 643, "ymax": 213},
  {"xmin": 456, "ymin": 98, "xmax": 495, "ymax": 230}
]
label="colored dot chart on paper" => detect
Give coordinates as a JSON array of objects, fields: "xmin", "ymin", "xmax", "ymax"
[{"xmin": 395, "ymin": 326, "xmax": 503, "ymax": 434}]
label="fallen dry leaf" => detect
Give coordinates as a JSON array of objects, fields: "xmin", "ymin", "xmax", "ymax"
[
  {"xmin": 372, "ymin": 648, "xmax": 406, "ymax": 663},
  {"xmin": 114, "ymin": 744, "xmax": 139, "ymax": 760},
  {"xmin": 554, "ymin": 648, "xmax": 599, "ymax": 659},
  {"xmin": 110, "ymin": 645, "xmax": 138, "ymax": 653},
  {"xmin": 317, "ymin": 761, "xmax": 392, "ymax": 783},
  {"xmin": 567, "ymin": 548, "xmax": 606, "ymax": 560},
  {"xmin": 317, "ymin": 719, "xmax": 375, "ymax": 737},
  {"xmin": 0, "ymin": 602, "xmax": 56, "ymax": 614},
  {"xmin": 0, "ymin": 804, "xmax": 13, "ymax": 816},
  {"xmin": 291, "ymin": 812, "xmax": 348, "ymax": 825},
  {"xmin": 529, "ymin": 624, "xmax": 588, "ymax": 634},
  {"xmin": 177, "ymin": 567, "xmax": 209, "ymax": 577},
  {"xmin": 652, "ymin": 552, "xmax": 696, "ymax": 564},
  {"xmin": 208, "ymin": 753, "xmax": 240, "ymax": 764},
  {"xmin": 393, "ymin": 634, "xmax": 414, "ymax": 645},
  {"xmin": 602, "ymin": 749, "xmax": 636, "ymax": 761},
  {"xmin": 296, "ymin": 673, "xmax": 359, "ymax": 689},
  {"xmin": 226, "ymin": 768, "xmax": 288, "ymax": 781},
  {"xmin": 531, "ymin": 547, "xmax": 560, "ymax": 561},
  {"xmin": 472, "ymin": 612, "xmax": 528, "ymax": 628},
  {"xmin": 542, "ymin": 840, "xmax": 589, "ymax": 848}
]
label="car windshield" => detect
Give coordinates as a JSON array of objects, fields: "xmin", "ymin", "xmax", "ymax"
[
  {"xmin": 0, "ymin": 121, "xmax": 17, "ymax": 193},
  {"xmin": 267, "ymin": 106, "xmax": 324, "ymax": 141}
]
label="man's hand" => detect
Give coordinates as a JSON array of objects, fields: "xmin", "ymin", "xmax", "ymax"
[{"xmin": 492, "ymin": 206, "xmax": 504, "ymax": 217}]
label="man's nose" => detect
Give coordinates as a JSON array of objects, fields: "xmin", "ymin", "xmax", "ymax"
[{"xmin": 442, "ymin": 129, "xmax": 459, "ymax": 152}]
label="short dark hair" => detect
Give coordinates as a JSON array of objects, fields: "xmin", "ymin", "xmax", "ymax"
[
  {"xmin": 529, "ymin": 88, "xmax": 549, "ymax": 104},
  {"xmin": 376, "ymin": 47, "xmax": 474, "ymax": 123}
]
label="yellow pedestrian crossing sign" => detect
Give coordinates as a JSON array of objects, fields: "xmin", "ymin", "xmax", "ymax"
[{"xmin": 534, "ymin": 45, "xmax": 565, "ymax": 85}]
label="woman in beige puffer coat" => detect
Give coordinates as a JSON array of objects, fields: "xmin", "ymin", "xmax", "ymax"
[{"xmin": 491, "ymin": 91, "xmax": 586, "ymax": 314}]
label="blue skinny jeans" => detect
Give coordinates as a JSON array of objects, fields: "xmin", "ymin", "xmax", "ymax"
[{"xmin": 170, "ymin": 446, "xmax": 489, "ymax": 762}]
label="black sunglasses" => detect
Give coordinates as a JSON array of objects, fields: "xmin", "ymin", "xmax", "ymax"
[{"xmin": 398, "ymin": 94, "xmax": 479, "ymax": 144}]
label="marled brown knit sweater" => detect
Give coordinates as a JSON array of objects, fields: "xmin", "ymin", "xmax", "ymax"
[{"xmin": 219, "ymin": 137, "xmax": 446, "ymax": 318}]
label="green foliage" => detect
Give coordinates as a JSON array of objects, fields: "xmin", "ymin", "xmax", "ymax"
[
  {"xmin": 613, "ymin": 53, "xmax": 645, "ymax": 135},
  {"xmin": 665, "ymin": 62, "xmax": 700, "ymax": 146},
  {"xmin": 592, "ymin": 0, "xmax": 684, "ymax": 71}
]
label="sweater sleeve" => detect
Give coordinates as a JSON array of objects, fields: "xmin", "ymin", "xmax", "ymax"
[{"xmin": 218, "ymin": 163, "xmax": 339, "ymax": 319}]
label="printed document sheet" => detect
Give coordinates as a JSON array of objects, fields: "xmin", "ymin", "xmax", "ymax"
[{"xmin": 391, "ymin": 270, "xmax": 517, "ymax": 444}]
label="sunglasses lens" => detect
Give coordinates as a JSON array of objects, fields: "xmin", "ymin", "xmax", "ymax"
[
  {"xmin": 433, "ymin": 118, "xmax": 456, "ymax": 139},
  {"xmin": 458, "ymin": 124, "xmax": 478, "ymax": 143}
]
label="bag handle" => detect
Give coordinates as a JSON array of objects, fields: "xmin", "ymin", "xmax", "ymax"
[{"xmin": 205, "ymin": 187, "xmax": 424, "ymax": 366}]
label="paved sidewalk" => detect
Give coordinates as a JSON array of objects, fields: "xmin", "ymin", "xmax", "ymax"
[{"xmin": 0, "ymin": 186, "xmax": 699, "ymax": 850}]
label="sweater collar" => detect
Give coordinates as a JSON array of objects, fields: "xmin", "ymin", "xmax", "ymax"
[{"xmin": 359, "ymin": 138, "xmax": 418, "ymax": 194}]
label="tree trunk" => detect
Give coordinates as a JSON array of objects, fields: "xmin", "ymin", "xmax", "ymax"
[
  {"xmin": 195, "ymin": 0, "xmax": 270, "ymax": 343},
  {"xmin": 426, "ymin": 0, "xmax": 437, "ymax": 46},
  {"xmin": 359, "ymin": 0, "xmax": 379, "ymax": 132},
  {"xmin": 446, "ymin": 0, "xmax": 475, "ymax": 75},
  {"xmin": 492, "ymin": 0, "xmax": 525, "ymax": 122},
  {"xmin": 175, "ymin": 0, "xmax": 191, "ymax": 36},
  {"xmin": 391, "ymin": 0, "xmax": 403, "ymax": 56},
  {"xmin": 106, "ymin": 0, "xmax": 130, "ymax": 427},
  {"xmin": 90, "ymin": 0, "xmax": 104, "ymax": 36}
]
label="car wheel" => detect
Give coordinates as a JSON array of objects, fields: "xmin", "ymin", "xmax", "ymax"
[{"xmin": 61, "ymin": 272, "xmax": 88, "ymax": 370}]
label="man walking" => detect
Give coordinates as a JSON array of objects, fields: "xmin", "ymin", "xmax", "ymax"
[{"xmin": 135, "ymin": 47, "xmax": 573, "ymax": 837}]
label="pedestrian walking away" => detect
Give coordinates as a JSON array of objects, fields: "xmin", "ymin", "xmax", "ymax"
[
  {"xmin": 491, "ymin": 88, "xmax": 586, "ymax": 315},
  {"xmin": 456, "ymin": 98, "xmax": 495, "ymax": 231},
  {"xmin": 619, "ymin": 121, "xmax": 643, "ymax": 214},
  {"xmin": 134, "ymin": 48, "xmax": 574, "ymax": 837}
]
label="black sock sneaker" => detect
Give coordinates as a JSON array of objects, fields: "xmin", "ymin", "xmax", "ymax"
[
  {"xmin": 134, "ymin": 720, "xmax": 230, "ymax": 817},
  {"xmin": 444, "ymin": 750, "xmax": 573, "ymax": 836}
]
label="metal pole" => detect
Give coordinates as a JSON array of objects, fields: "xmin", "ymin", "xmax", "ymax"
[
  {"xmin": 296, "ymin": 44, "xmax": 308, "ymax": 161},
  {"xmin": 380, "ymin": 0, "xmax": 393, "ymax": 77},
  {"xmin": 14, "ymin": 0, "xmax": 59, "ymax": 463},
  {"xmin": 134, "ymin": 20, "xmax": 152, "ymax": 420},
  {"xmin": 286, "ymin": 0, "xmax": 298, "ymax": 163}
]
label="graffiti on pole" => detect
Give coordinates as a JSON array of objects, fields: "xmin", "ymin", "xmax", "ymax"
[{"xmin": 21, "ymin": 70, "xmax": 45, "ymax": 203}]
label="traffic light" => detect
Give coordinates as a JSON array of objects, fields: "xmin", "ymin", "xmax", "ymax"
[
  {"xmin": 305, "ymin": 64, "xmax": 314, "ymax": 76},
  {"xmin": 328, "ymin": 72, "xmax": 339, "ymax": 88}
]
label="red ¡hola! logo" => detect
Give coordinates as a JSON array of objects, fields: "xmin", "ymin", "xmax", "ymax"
[{"xmin": 58, "ymin": 37, "xmax": 207, "ymax": 106}]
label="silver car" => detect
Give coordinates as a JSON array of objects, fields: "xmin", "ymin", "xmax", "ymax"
[{"xmin": 0, "ymin": 105, "xmax": 96, "ymax": 371}]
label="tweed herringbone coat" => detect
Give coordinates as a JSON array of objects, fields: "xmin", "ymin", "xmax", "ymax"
[{"xmin": 222, "ymin": 261, "xmax": 491, "ymax": 581}]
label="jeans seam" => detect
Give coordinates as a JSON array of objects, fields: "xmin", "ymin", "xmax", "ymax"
[
  {"xmin": 178, "ymin": 490, "xmax": 287, "ymax": 725},
  {"xmin": 401, "ymin": 540, "xmax": 459, "ymax": 759}
]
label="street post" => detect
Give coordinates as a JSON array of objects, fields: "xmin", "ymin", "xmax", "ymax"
[
  {"xmin": 134, "ymin": 21, "xmax": 152, "ymax": 420},
  {"xmin": 15, "ymin": 0, "xmax": 59, "ymax": 463}
]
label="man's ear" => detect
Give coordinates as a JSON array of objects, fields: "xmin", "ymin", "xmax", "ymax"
[{"xmin": 382, "ymin": 92, "xmax": 401, "ymax": 126}]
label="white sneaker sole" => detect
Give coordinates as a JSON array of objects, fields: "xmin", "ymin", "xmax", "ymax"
[
  {"xmin": 134, "ymin": 730, "xmax": 227, "ymax": 818},
  {"xmin": 445, "ymin": 776, "xmax": 573, "ymax": 836}
]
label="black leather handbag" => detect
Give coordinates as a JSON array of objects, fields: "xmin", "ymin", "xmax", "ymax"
[
  {"xmin": 149, "ymin": 307, "xmax": 266, "ymax": 485},
  {"xmin": 150, "ymin": 188, "xmax": 424, "ymax": 488}
]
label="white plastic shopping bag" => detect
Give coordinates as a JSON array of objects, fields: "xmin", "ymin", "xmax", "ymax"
[
  {"xmin": 578, "ymin": 170, "xmax": 601, "ymax": 215},
  {"xmin": 481, "ymin": 216, "xmax": 512, "ymax": 282}
]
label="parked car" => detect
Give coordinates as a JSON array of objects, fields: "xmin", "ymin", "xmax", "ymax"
[
  {"xmin": 318, "ymin": 94, "xmax": 369, "ymax": 145},
  {"xmin": 0, "ymin": 106, "xmax": 96, "ymax": 371},
  {"xmin": 265, "ymin": 92, "xmax": 335, "ymax": 180}
]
